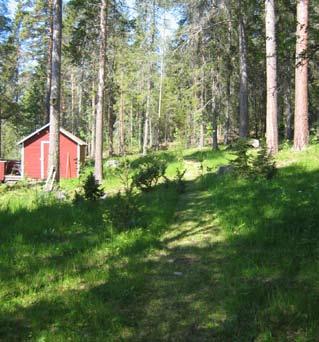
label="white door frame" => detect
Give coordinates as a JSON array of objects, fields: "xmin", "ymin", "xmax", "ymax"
[{"xmin": 40, "ymin": 141, "xmax": 50, "ymax": 179}]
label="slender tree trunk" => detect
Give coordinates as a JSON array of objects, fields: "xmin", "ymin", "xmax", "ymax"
[
  {"xmin": 71, "ymin": 69, "xmax": 75, "ymax": 133},
  {"xmin": 149, "ymin": 116, "xmax": 153, "ymax": 148},
  {"xmin": 119, "ymin": 71, "xmax": 125, "ymax": 156},
  {"xmin": 285, "ymin": 86, "xmax": 293, "ymax": 140},
  {"xmin": 238, "ymin": 3, "xmax": 249, "ymax": 138},
  {"xmin": 90, "ymin": 80, "xmax": 96, "ymax": 159},
  {"xmin": 47, "ymin": 0, "xmax": 62, "ymax": 184},
  {"xmin": 45, "ymin": 0, "xmax": 53, "ymax": 123},
  {"xmin": 108, "ymin": 103, "xmax": 114, "ymax": 157},
  {"xmin": 157, "ymin": 50, "xmax": 164, "ymax": 147},
  {"xmin": 294, "ymin": 0, "xmax": 309, "ymax": 151},
  {"xmin": 143, "ymin": 74, "xmax": 151, "ymax": 155},
  {"xmin": 95, "ymin": 0, "xmax": 108, "ymax": 182},
  {"xmin": 265, "ymin": 0, "xmax": 278, "ymax": 154},
  {"xmin": 224, "ymin": 3, "xmax": 232, "ymax": 145},
  {"xmin": 199, "ymin": 64, "xmax": 205, "ymax": 149},
  {"xmin": 107, "ymin": 71, "xmax": 115, "ymax": 157},
  {"xmin": 138, "ymin": 109, "xmax": 143, "ymax": 153},
  {"xmin": 130, "ymin": 101, "xmax": 133, "ymax": 150},
  {"xmin": 78, "ymin": 82, "xmax": 82, "ymax": 132},
  {"xmin": 211, "ymin": 72, "xmax": 218, "ymax": 150}
]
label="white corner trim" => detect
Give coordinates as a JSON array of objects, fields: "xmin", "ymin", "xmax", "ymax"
[{"xmin": 21, "ymin": 143, "xmax": 24, "ymax": 178}]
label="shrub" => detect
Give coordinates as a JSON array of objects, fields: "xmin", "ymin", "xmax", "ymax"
[
  {"xmin": 82, "ymin": 172, "xmax": 104, "ymax": 200},
  {"xmin": 113, "ymin": 158, "xmax": 134, "ymax": 195},
  {"xmin": 230, "ymin": 139, "xmax": 277, "ymax": 180},
  {"xmin": 174, "ymin": 168, "xmax": 187, "ymax": 193},
  {"xmin": 104, "ymin": 191, "xmax": 141, "ymax": 231},
  {"xmin": 132, "ymin": 154, "xmax": 167, "ymax": 192},
  {"xmin": 251, "ymin": 143, "xmax": 277, "ymax": 180},
  {"xmin": 230, "ymin": 139, "xmax": 251, "ymax": 177}
]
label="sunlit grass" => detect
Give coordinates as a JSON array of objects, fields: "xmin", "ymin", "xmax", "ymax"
[{"xmin": 1, "ymin": 145, "xmax": 319, "ymax": 340}]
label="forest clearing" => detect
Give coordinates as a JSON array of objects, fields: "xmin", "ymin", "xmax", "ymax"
[{"xmin": 1, "ymin": 0, "xmax": 319, "ymax": 340}]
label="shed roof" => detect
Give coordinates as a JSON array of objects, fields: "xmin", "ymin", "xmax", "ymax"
[{"xmin": 17, "ymin": 123, "xmax": 87, "ymax": 146}]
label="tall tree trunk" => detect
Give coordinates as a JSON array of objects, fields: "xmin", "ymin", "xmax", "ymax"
[
  {"xmin": 95, "ymin": 0, "xmax": 108, "ymax": 182},
  {"xmin": 45, "ymin": 0, "xmax": 53, "ymax": 123},
  {"xmin": 47, "ymin": 0, "xmax": 62, "ymax": 184},
  {"xmin": 284, "ymin": 86, "xmax": 293, "ymax": 140},
  {"xmin": 119, "ymin": 71, "xmax": 125, "ymax": 156},
  {"xmin": 211, "ymin": 72, "xmax": 218, "ymax": 150},
  {"xmin": 71, "ymin": 69, "xmax": 75, "ymax": 133},
  {"xmin": 294, "ymin": 0, "xmax": 309, "ymax": 151},
  {"xmin": 224, "ymin": 3, "xmax": 232, "ymax": 145},
  {"xmin": 149, "ymin": 116, "xmax": 153, "ymax": 148},
  {"xmin": 77, "ymin": 81, "xmax": 82, "ymax": 133},
  {"xmin": 107, "ymin": 67, "xmax": 115, "ymax": 157},
  {"xmin": 143, "ymin": 74, "xmax": 151, "ymax": 155},
  {"xmin": 157, "ymin": 50, "xmax": 164, "ymax": 147},
  {"xmin": 90, "ymin": 80, "xmax": 96, "ymax": 159},
  {"xmin": 108, "ymin": 90, "xmax": 115, "ymax": 157},
  {"xmin": 138, "ymin": 109, "xmax": 143, "ymax": 153},
  {"xmin": 238, "ymin": 3, "xmax": 249, "ymax": 138},
  {"xmin": 265, "ymin": 0, "xmax": 278, "ymax": 154},
  {"xmin": 199, "ymin": 64, "xmax": 205, "ymax": 149},
  {"xmin": 130, "ymin": 101, "xmax": 133, "ymax": 150}
]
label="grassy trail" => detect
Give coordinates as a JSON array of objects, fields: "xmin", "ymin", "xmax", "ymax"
[{"xmin": 135, "ymin": 188, "xmax": 226, "ymax": 341}]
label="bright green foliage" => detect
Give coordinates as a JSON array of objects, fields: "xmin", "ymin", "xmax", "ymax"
[
  {"xmin": 173, "ymin": 167, "xmax": 186, "ymax": 193},
  {"xmin": 105, "ymin": 191, "xmax": 141, "ymax": 231},
  {"xmin": 230, "ymin": 139, "xmax": 251, "ymax": 177},
  {"xmin": 231, "ymin": 140, "xmax": 277, "ymax": 180},
  {"xmin": 82, "ymin": 172, "xmax": 103, "ymax": 200},
  {"xmin": 251, "ymin": 143, "xmax": 277, "ymax": 180},
  {"xmin": 133, "ymin": 154, "xmax": 168, "ymax": 192}
]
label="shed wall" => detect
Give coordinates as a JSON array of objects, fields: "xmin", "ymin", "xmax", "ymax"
[
  {"xmin": 0, "ymin": 161, "xmax": 6, "ymax": 182},
  {"xmin": 23, "ymin": 129, "xmax": 80, "ymax": 179}
]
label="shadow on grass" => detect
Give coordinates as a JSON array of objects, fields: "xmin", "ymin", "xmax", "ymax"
[
  {"xmin": 129, "ymin": 165, "xmax": 319, "ymax": 341},
  {"xmin": 0, "ymin": 183, "xmax": 179, "ymax": 340},
  {"xmin": 1, "ymin": 165, "xmax": 319, "ymax": 340}
]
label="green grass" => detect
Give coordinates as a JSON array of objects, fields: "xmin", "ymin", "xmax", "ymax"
[{"xmin": 1, "ymin": 145, "xmax": 319, "ymax": 340}]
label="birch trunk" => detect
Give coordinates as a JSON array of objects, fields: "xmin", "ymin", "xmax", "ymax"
[
  {"xmin": 47, "ymin": 0, "xmax": 62, "ymax": 183},
  {"xmin": 95, "ymin": 0, "xmax": 108, "ymax": 182},
  {"xmin": 294, "ymin": 0, "xmax": 309, "ymax": 151},
  {"xmin": 265, "ymin": 0, "xmax": 278, "ymax": 154}
]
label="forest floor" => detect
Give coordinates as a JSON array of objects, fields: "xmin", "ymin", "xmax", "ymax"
[{"xmin": 1, "ymin": 145, "xmax": 319, "ymax": 341}]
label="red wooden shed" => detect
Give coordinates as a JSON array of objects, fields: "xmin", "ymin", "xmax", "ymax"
[{"xmin": 17, "ymin": 124, "xmax": 87, "ymax": 180}]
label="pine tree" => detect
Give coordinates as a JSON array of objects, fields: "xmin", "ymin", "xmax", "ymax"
[
  {"xmin": 265, "ymin": 0, "xmax": 278, "ymax": 154},
  {"xmin": 47, "ymin": 0, "xmax": 62, "ymax": 184},
  {"xmin": 294, "ymin": 0, "xmax": 309, "ymax": 151}
]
